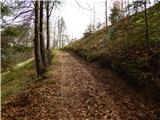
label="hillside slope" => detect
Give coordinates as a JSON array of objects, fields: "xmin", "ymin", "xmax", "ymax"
[{"xmin": 63, "ymin": 3, "xmax": 160, "ymax": 101}]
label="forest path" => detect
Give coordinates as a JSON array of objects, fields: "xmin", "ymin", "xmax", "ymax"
[{"xmin": 2, "ymin": 51, "xmax": 159, "ymax": 120}]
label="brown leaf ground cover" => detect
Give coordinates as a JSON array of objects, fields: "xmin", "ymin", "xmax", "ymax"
[{"xmin": 2, "ymin": 51, "xmax": 160, "ymax": 120}]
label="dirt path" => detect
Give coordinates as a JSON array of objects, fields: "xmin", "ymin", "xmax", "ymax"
[{"xmin": 2, "ymin": 51, "xmax": 160, "ymax": 120}]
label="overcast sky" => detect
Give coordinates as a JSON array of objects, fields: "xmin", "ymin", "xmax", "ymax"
[
  {"xmin": 53, "ymin": 0, "xmax": 111, "ymax": 39},
  {"xmin": 51, "ymin": 0, "xmax": 156, "ymax": 39}
]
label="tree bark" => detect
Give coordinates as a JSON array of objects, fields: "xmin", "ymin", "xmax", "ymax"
[
  {"xmin": 46, "ymin": 1, "xmax": 52, "ymax": 65},
  {"xmin": 46, "ymin": 1, "xmax": 50, "ymax": 50},
  {"xmin": 105, "ymin": 0, "xmax": 108, "ymax": 27},
  {"xmin": 144, "ymin": 1, "xmax": 149, "ymax": 46},
  {"xmin": 34, "ymin": 1, "xmax": 43, "ymax": 76},
  {"xmin": 40, "ymin": 0, "xmax": 48, "ymax": 71}
]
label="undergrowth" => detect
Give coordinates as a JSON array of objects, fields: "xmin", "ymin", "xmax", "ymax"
[
  {"xmin": 1, "ymin": 60, "xmax": 36, "ymax": 103},
  {"xmin": 62, "ymin": 3, "xmax": 160, "ymax": 102},
  {"xmin": 1, "ymin": 49, "xmax": 58, "ymax": 104}
]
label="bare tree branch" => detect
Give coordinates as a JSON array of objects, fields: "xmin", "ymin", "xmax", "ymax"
[
  {"xmin": 74, "ymin": 0, "xmax": 92, "ymax": 11},
  {"xmin": 1, "ymin": 9, "xmax": 33, "ymax": 27}
]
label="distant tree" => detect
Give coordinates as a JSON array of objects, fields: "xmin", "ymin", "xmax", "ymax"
[
  {"xmin": 1, "ymin": 0, "xmax": 63, "ymax": 76},
  {"xmin": 1, "ymin": 24, "xmax": 32, "ymax": 71},
  {"xmin": 83, "ymin": 24, "xmax": 93, "ymax": 38},
  {"xmin": 45, "ymin": 0, "xmax": 60, "ymax": 64},
  {"xmin": 1, "ymin": 1, "xmax": 34, "ymax": 72},
  {"xmin": 1, "ymin": 2, "xmax": 12, "ymax": 17},
  {"xmin": 96, "ymin": 22, "xmax": 101, "ymax": 30},
  {"xmin": 2, "ymin": 24, "xmax": 32, "ymax": 46},
  {"xmin": 109, "ymin": 3, "xmax": 120, "ymax": 24},
  {"xmin": 105, "ymin": 0, "xmax": 108, "ymax": 27},
  {"xmin": 1, "ymin": 1, "xmax": 33, "ymax": 28},
  {"xmin": 57, "ymin": 17, "xmax": 66, "ymax": 48}
]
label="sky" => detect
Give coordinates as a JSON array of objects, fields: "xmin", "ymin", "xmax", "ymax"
[
  {"xmin": 53, "ymin": 0, "xmax": 157, "ymax": 39},
  {"xmin": 54, "ymin": 0, "xmax": 110, "ymax": 39},
  {"xmin": 2, "ymin": 0, "xmax": 155, "ymax": 40}
]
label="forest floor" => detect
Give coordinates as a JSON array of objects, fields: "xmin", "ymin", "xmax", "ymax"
[{"xmin": 2, "ymin": 51, "xmax": 160, "ymax": 120}]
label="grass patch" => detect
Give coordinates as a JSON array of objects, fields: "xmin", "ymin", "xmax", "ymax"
[
  {"xmin": 1, "ymin": 49, "xmax": 59, "ymax": 104},
  {"xmin": 45, "ymin": 80, "xmax": 56, "ymax": 85},
  {"xmin": 45, "ymin": 49, "xmax": 59, "ymax": 78},
  {"xmin": 1, "ymin": 60, "xmax": 36, "ymax": 103},
  {"xmin": 51, "ymin": 49, "xmax": 59, "ymax": 64}
]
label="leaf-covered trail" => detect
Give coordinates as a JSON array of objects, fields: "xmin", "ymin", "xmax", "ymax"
[
  {"xmin": 53, "ymin": 52, "xmax": 121, "ymax": 119},
  {"xmin": 2, "ymin": 52, "xmax": 159, "ymax": 120}
]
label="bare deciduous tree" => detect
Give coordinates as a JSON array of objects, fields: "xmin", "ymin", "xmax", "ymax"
[
  {"xmin": 33, "ymin": 1, "xmax": 43, "ymax": 76},
  {"xmin": 40, "ymin": 1, "xmax": 48, "ymax": 72}
]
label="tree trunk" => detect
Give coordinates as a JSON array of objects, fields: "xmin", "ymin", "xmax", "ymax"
[
  {"xmin": 46, "ymin": 1, "xmax": 50, "ymax": 50},
  {"xmin": 40, "ymin": 1, "xmax": 48, "ymax": 71},
  {"xmin": 34, "ymin": 1, "xmax": 43, "ymax": 76},
  {"xmin": 144, "ymin": 1, "xmax": 149, "ymax": 46},
  {"xmin": 46, "ymin": 1, "xmax": 52, "ymax": 65},
  {"xmin": 105, "ymin": 0, "xmax": 108, "ymax": 27}
]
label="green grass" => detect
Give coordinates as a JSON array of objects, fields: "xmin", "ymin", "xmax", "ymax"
[
  {"xmin": 51, "ymin": 49, "xmax": 59, "ymax": 64},
  {"xmin": 45, "ymin": 49, "xmax": 59, "ymax": 77},
  {"xmin": 1, "ymin": 60, "xmax": 36, "ymax": 103},
  {"xmin": 1, "ymin": 49, "xmax": 59, "ymax": 104},
  {"xmin": 1, "ymin": 58, "xmax": 34, "ymax": 85}
]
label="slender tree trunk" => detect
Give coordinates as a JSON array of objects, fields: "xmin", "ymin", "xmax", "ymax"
[
  {"xmin": 46, "ymin": 1, "xmax": 52, "ymax": 65},
  {"xmin": 34, "ymin": 1, "xmax": 43, "ymax": 76},
  {"xmin": 40, "ymin": 1, "xmax": 48, "ymax": 71},
  {"xmin": 144, "ymin": 1, "xmax": 149, "ymax": 46},
  {"xmin": 105, "ymin": 0, "xmax": 108, "ymax": 27},
  {"xmin": 53, "ymin": 27, "xmax": 56, "ymax": 48},
  {"xmin": 46, "ymin": 1, "xmax": 50, "ymax": 50}
]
